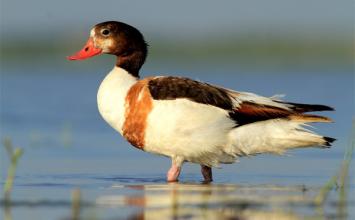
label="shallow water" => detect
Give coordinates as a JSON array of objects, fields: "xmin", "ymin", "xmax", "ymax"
[
  {"xmin": 0, "ymin": 62, "xmax": 354, "ymax": 219},
  {"xmin": 2, "ymin": 173, "xmax": 354, "ymax": 220}
]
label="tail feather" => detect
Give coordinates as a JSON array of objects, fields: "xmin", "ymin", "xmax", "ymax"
[
  {"xmin": 323, "ymin": 136, "xmax": 336, "ymax": 147},
  {"xmin": 226, "ymin": 118, "xmax": 335, "ymax": 157},
  {"xmin": 288, "ymin": 114, "xmax": 333, "ymax": 123}
]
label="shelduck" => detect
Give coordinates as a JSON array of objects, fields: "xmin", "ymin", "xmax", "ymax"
[{"xmin": 68, "ymin": 21, "xmax": 334, "ymax": 182}]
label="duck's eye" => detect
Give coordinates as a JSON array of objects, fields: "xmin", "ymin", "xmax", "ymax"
[{"xmin": 101, "ymin": 29, "xmax": 110, "ymax": 36}]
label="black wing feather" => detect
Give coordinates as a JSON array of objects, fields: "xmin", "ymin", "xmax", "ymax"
[{"xmin": 148, "ymin": 76, "xmax": 234, "ymax": 110}]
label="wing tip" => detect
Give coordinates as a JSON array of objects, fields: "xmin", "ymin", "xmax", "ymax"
[
  {"xmin": 285, "ymin": 102, "xmax": 335, "ymax": 112},
  {"xmin": 316, "ymin": 105, "xmax": 335, "ymax": 111}
]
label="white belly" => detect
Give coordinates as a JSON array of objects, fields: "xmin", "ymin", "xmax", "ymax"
[{"xmin": 144, "ymin": 99, "xmax": 236, "ymax": 166}]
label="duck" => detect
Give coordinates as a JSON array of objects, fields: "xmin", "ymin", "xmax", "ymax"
[{"xmin": 67, "ymin": 21, "xmax": 335, "ymax": 182}]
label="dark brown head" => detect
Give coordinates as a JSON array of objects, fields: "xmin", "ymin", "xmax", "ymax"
[{"xmin": 68, "ymin": 21, "xmax": 148, "ymax": 77}]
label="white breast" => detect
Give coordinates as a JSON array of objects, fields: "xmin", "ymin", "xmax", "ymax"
[{"xmin": 97, "ymin": 67, "xmax": 137, "ymax": 133}]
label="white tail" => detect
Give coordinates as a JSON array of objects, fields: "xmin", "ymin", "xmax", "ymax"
[{"xmin": 226, "ymin": 118, "xmax": 334, "ymax": 156}]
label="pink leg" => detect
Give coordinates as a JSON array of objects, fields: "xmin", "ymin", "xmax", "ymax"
[
  {"xmin": 167, "ymin": 156, "xmax": 184, "ymax": 182},
  {"xmin": 201, "ymin": 165, "xmax": 213, "ymax": 183},
  {"xmin": 167, "ymin": 164, "xmax": 181, "ymax": 182}
]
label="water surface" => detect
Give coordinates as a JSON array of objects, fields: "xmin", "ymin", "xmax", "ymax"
[{"xmin": 0, "ymin": 63, "xmax": 353, "ymax": 219}]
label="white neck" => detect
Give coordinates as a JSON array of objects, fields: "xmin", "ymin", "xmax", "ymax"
[{"xmin": 97, "ymin": 66, "xmax": 138, "ymax": 133}]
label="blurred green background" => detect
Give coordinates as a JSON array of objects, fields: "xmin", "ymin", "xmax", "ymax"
[{"xmin": 1, "ymin": 0, "xmax": 353, "ymax": 71}]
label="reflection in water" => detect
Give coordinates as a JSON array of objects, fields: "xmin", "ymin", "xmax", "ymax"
[
  {"xmin": 1, "ymin": 182, "xmax": 351, "ymax": 219},
  {"xmin": 97, "ymin": 183, "xmax": 317, "ymax": 220}
]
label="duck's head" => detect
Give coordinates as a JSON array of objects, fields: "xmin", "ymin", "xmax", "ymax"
[{"xmin": 68, "ymin": 21, "xmax": 148, "ymax": 77}]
